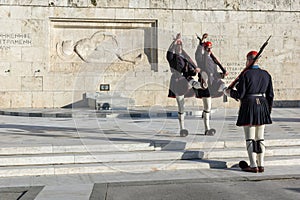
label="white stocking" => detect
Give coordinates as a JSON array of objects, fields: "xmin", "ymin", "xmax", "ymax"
[
  {"xmin": 202, "ymin": 97, "xmax": 211, "ymax": 131},
  {"xmin": 244, "ymin": 126, "xmax": 257, "ymax": 168},
  {"xmin": 256, "ymin": 125, "xmax": 266, "ymax": 167},
  {"xmin": 176, "ymin": 95, "xmax": 185, "ymax": 130}
]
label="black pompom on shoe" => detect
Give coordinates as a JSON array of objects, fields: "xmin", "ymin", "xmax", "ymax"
[{"xmin": 180, "ymin": 129, "xmax": 189, "ymax": 137}]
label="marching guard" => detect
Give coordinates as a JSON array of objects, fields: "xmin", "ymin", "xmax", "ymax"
[
  {"xmin": 167, "ymin": 33, "xmax": 206, "ymax": 137},
  {"xmin": 195, "ymin": 33, "xmax": 228, "ymax": 135}
]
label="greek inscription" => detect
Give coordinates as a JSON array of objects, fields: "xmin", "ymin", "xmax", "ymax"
[
  {"xmin": 0, "ymin": 33, "xmax": 32, "ymax": 51},
  {"xmin": 224, "ymin": 64, "xmax": 245, "ymax": 84}
]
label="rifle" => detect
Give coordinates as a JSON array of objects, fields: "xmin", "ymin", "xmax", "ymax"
[
  {"xmin": 182, "ymin": 49, "xmax": 198, "ymax": 69},
  {"xmin": 228, "ymin": 35, "xmax": 272, "ymax": 89},
  {"xmin": 196, "ymin": 33, "xmax": 227, "ymax": 75}
]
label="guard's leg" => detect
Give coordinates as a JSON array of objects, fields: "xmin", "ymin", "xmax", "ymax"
[
  {"xmin": 201, "ymin": 71, "xmax": 208, "ymax": 89},
  {"xmin": 217, "ymin": 80, "xmax": 227, "ymax": 92},
  {"xmin": 188, "ymin": 79, "xmax": 207, "ymax": 89},
  {"xmin": 176, "ymin": 95, "xmax": 188, "ymax": 137},
  {"xmin": 203, "ymin": 97, "xmax": 215, "ymax": 135},
  {"xmin": 244, "ymin": 126, "xmax": 258, "ymax": 168},
  {"xmin": 255, "ymin": 125, "xmax": 266, "ymax": 172}
]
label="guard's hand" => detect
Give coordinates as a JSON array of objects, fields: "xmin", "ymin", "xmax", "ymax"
[
  {"xmin": 194, "ymin": 68, "xmax": 201, "ymax": 73},
  {"xmin": 223, "ymin": 87, "xmax": 231, "ymax": 96},
  {"xmin": 221, "ymin": 71, "xmax": 229, "ymax": 79},
  {"xmin": 202, "ymin": 33, "xmax": 208, "ymax": 40}
]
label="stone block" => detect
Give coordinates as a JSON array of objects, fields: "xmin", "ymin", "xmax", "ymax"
[
  {"xmin": 154, "ymin": 90, "xmax": 170, "ymax": 105},
  {"xmin": 227, "ymin": 11, "xmax": 248, "ymax": 22},
  {"xmin": 206, "ymin": 0, "xmax": 227, "ymax": 10},
  {"xmin": 94, "ymin": 8, "xmax": 116, "ymax": 19},
  {"xmin": 150, "ymin": 0, "xmax": 171, "ymax": 9},
  {"xmin": 0, "ymin": 76, "xmax": 21, "ymax": 91},
  {"xmin": 129, "ymin": 0, "xmax": 149, "ymax": 8},
  {"xmin": 131, "ymin": 90, "xmax": 154, "ymax": 106},
  {"xmin": 9, "ymin": 6, "xmax": 31, "ymax": 19},
  {"xmin": 240, "ymin": 0, "xmax": 275, "ymax": 11},
  {"xmin": 105, "ymin": 0, "xmax": 130, "ymax": 8},
  {"xmin": 223, "ymin": 0, "xmax": 241, "ymax": 10},
  {"xmin": 80, "ymin": 76, "xmax": 98, "ymax": 91},
  {"xmin": 21, "ymin": 47, "xmax": 45, "ymax": 62},
  {"xmin": 10, "ymin": 62, "xmax": 31, "ymax": 76},
  {"xmin": 272, "ymin": 0, "xmax": 292, "ymax": 11},
  {"xmin": 27, "ymin": 0, "xmax": 48, "ymax": 6},
  {"xmin": 72, "ymin": 76, "xmax": 86, "ymax": 91},
  {"xmin": 185, "ymin": 0, "xmax": 206, "ymax": 10},
  {"xmin": 11, "ymin": 91, "xmax": 32, "ymax": 108},
  {"xmin": 31, "ymin": 6, "xmax": 48, "ymax": 19},
  {"xmin": 53, "ymin": 91, "xmax": 74, "ymax": 108},
  {"xmin": 182, "ymin": 22, "xmax": 202, "ymax": 37},
  {"xmin": 31, "ymin": 62, "xmax": 47, "ymax": 76},
  {"xmin": 202, "ymin": 22, "xmax": 222, "ymax": 35},
  {"xmin": 32, "ymin": 92, "xmax": 54, "ymax": 108},
  {"xmin": 0, "ymin": 6, "xmax": 10, "ymax": 17},
  {"xmin": 291, "ymin": 0, "xmax": 300, "ymax": 11},
  {"xmin": 0, "ymin": 92, "xmax": 12, "ymax": 108},
  {"xmin": 21, "ymin": 76, "xmax": 43, "ymax": 91},
  {"xmin": 0, "ymin": 61, "xmax": 11, "ymax": 76},
  {"xmin": 115, "ymin": 8, "xmax": 134, "ymax": 19},
  {"xmin": 124, "ymin": 76, "xmax": 144, "ymax": 91}
]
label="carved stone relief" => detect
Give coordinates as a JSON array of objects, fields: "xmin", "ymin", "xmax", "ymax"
[{"xmin": 50, "ymin": 19, "xmax": 158, "ymax": 72}]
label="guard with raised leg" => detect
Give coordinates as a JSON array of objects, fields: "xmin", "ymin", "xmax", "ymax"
[
  {"xmin": 195, "ymin": 33, "xmax": 228, "ymax": 136},
  {"xmin": 166, "ymin": 33, "xmax": 206, "ymax": 137}
]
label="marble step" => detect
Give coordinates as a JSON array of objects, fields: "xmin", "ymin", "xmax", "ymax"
[
  {"xmin": 208, "ymin": 155, "xmax": 300, "ymax": 168},
  {"xmin": 200, "ymin": 146, "xmax": 300, "ymax": 159},
  {"xmin": 0, "ymin": 146, "xmax": 299, "ymax": 167},
  {"xmin": 0, "ymin": 155, "xmax": 299, "ymax": 178},
  {"xmin": 0, "ymin": 160, "xmax": 210, "ymax": 177},
  {"xmin": 0, "ymin": 150, "xmax": 202, "ymax": 167},
  {"xmin": 0, "ymin": 138, "xmax": 299, "ymax": 155}
]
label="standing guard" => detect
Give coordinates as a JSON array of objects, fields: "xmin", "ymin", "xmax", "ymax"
[
  {"xmin": 194, "ymin": 33, "xmax": 228, "ymax": 136},
  {"xmin": 224, "ymin": 50, "xmax": 274, "ymax": 173},
  {"xmin": 167, "ymin": 33, "xmax": 206, "ymax": 137}
]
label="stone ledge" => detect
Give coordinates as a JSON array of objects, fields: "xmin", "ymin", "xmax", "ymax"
[{"xmin": 273, "ymin": 100, "xmax": 300, "ymax": 108}]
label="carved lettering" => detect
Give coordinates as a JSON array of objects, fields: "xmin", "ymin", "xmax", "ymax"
[
  {"xmin": 0, "ymin": 33, "xmax": 32, "ymax": 50},
  {"xmin": 224, "ymin": 63, "xmax": 245, "ymax": 84}
]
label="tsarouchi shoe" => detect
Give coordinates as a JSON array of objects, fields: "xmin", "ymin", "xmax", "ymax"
[
  {"xmin": 205, "ymin": 129, "xmax": 216, "ymax": 136},
  {"xmin": 180, "ymin": 129, "xmax": 189, "ymax": 137},
  {"xmin": 242, "ymin": 167, "xmax": 258, "ymax": 173},
  {"xmin": 258, "ymin": 166, "xmax": 264, "ymax": 173}
]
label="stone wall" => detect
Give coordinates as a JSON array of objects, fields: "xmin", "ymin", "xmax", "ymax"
[{"xmin": 0, "ymin": 0, "xmax": 299, "ymax": 108}]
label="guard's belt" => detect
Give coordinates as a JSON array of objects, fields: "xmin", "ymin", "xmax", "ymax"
[{"xmin": 246, "ymin": 93, "xmax": 265, "ymax": 97}]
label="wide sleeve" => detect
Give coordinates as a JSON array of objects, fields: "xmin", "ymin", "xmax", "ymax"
[
  {"xmin": 166, "ymin": 51, "xmax": 174, "ymax": 63},
  {"xmin": 266, "ymin": 73, "xmax": 274, "ymax": 112},
  {"xmin": 195, "ymin": 44, "xmax": 203, "ymax": 68},
  {"xmin": 230, "ymin": 74, "xmax": 247, "ymax": 100}
]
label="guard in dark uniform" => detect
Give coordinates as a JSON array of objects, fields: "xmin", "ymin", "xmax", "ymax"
[
  {"xmin": 167, "ymin": 33, "xmax": 206, "ymax": 137},
  {"xmin": 195, "ymin": 34, "xmax": 228, "ymax": 135},
  {"xmin": 224, "ymin": 50, "xmax": 274, "ymax": 173}
]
